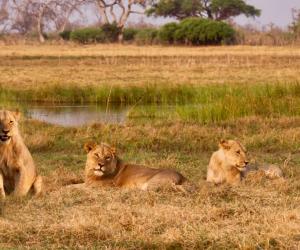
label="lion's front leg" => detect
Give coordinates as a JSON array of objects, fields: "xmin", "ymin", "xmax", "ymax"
[
  {"xmin": 0, "ymin": 173, "xmax": 5, "ymax": 198},
  {"xmin": 13, "ymin": 167, "xmax": 32, "ymax": 197},
  {"xmin": 226, "ymin": 169, "xmax": 242, "ymax": 185}
]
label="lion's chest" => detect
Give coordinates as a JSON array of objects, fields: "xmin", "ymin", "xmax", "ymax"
[{"xmin": 0, "ymin": 150, "xmax": 20, "ymax": 190}]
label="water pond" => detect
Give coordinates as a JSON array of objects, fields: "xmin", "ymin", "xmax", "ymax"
[
  {"xmin": 2, "ymin": 102, "xmax": 200, "ymax": 126},
  {"xmin": 24, "ymin": 104, "xmax": 130, "ymax": 127},
  {"xmin": 1, "ymin": 102, "xmax": 130, "ymax": 126}
]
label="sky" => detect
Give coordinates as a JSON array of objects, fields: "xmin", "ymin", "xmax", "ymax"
[{"xmin": 234, "ymin": 0, "xmax": 300, "ymax": 28}]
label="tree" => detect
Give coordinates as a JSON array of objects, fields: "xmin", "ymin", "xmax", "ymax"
[
  {"xmin": 147, "ymin": 0, "xmax": 260, "ymax": 21},
  {"xmin": 289, "ymin": 8, "xmax": 300, "ymax": 39},
  {"xmin": 53, "ymin": 0, "xmax": 85, "ymax": 33},
  {"xmin": 5, "ymin": 0, "xmax": 85, "ymax": 42},
  {"xmin": 0, "ymin": 0, "xmax": 9, "ymax": 32},
  {"xmin": 11, "ymin": 0, "xmax": 61, "ymax": 42},
  {"xmin": 95, "ymin": 0, "xmax": 147, "ymax": 42}
]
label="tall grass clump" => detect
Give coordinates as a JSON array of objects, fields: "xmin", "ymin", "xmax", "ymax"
[
  {"xmin": 128, "ymin": 83, "xmax": 300, "ymax": 123},
  {"xmin": 176, "ymin": 83, "xmax": 300, "ymax": 123},
  {"xmin": 0, "ymin": 84, "xmax": 196, "ymax": 104}
]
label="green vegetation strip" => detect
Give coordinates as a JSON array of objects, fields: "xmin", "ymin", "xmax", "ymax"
[
  {"xmin": 128, "ymin": 83, "xmax": 300, "ymax": 123},
  {"xmin": 1, "ymin": 82, "xmax": 299, "ymax": 123}
]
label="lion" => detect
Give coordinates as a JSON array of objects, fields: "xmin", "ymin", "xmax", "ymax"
[
  {"xmin": 206, "ymin": 139, "xmax": 249, "ymax": 185},
  {"xmin": 84, "ymin": 142, "xmax": 186, "ymax": 190},
  {"xmin": 206, "ymin": 139, "xmax": 283, "ymax": 185},
  {"xmin": 0, "ymin": 110, "xmax": 42, "ymax": 198}
]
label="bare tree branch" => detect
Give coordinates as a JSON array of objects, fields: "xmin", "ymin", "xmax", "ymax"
[{"xmin": 93, "ymin": 0, "xmax": 146, "ymax": 41}]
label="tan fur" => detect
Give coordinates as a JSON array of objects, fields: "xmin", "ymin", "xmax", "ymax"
[
  {"xmin": 244, "ymin": 163, "xmax": 283, "ymax": 179},
  {"xmin": 84, "ymin": 142, "xmax": 186, "ymax": 190},
  {"xmin": 261, "ymin": 164, "xmax": 283, "ymax": 179},
  {"xmin": 206, "ymin": 140, "xmax": 249, "ymax": 185},
  {"xmin": 0, "ymin": 110, "xmax": 42, "ymax": 198}
]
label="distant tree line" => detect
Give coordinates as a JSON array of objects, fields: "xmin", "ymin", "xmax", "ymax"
[
  {"xmin": 61, "ymin": 18, "xmax": 235, "ymax": 45},
  {"xmin": 0, "ymin": 0, "xmax": 148, "ymax": 43},
  {"xmin": 0, "ymin": 0, "xmax": 300, "ymax": 45},
  {"xmin": 0, "ymin": 0, "xmax": 260, "ymax": 43}
]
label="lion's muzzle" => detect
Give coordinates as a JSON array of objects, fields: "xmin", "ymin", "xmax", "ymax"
[
  {"xmin": 93, "ymin": 164, "xmax": 106, "ymax": 176},
  {"xmin": 0, "ymin": 134, "xmax": 11, "ymax": 142},
  {"xmin": 236, "ymin": 161, "xmax": 249, "ymax": 171},
  {"xmin": 0, "ymin": 129, "xmax": 11, "ymax": 142}
]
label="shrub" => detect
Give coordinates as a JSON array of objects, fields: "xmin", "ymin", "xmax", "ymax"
[
  {"xmin": 59, "ymin": 30, "xmax": 71, "ymax": 41},
  {"xmin": 102, "ymin": 23, "xmax": 120, "ymax": 42},
  {"xmin": 174, "ymin": 18, "xmax": 199, "ymax": 44},
  {"xmin": 70, "ymin": 27, "xmax": 105, "ymax": 44},
  {"xmin": 135, "ymin": 28, "xmax": 158, "ymax": 45},
  {"xmin": 158, "ymin": 22, "xmax": 179, "ymax": 44},
  {"xmin": 174, "ymin": 18, "xmax": 235, "ymax": 45},
  {"xmin": 123, "ymin": 28, "xmax": 139, "ymax": 41}
]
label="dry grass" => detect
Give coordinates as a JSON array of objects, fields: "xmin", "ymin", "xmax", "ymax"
[
  {"xmin": 0, "ymin": 117, "xmax": 299, "ymax": 249},
  {"xmin": 1, "ymin": 44, "xmax": 300, "ymax": 57},
  {"xmin": 0, "ymin": 44, "xmax": 299, "ymax": 249},
  {"xmin": 1, "ymin": 180, "xmax": 299, "ymax": 249},
  {"xmin": 0, "ymin": 45, "xmax": 299, "ymax": 90}
]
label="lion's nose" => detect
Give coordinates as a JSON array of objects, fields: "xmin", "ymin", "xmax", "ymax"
[
  {"xmin": 245, "ymin": 161, "xmax": 249, "ymax": 165},
  {"xmin": 2, "ymin": 129, "xmax": 9, "ymax": 134},
  {"xmin": 98, "ymin": 163, "xmax": 104, "ymax": 167}
]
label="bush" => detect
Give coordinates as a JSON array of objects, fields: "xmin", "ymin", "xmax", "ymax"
[
  {"xmin": 102, "ymin": 23, "xmax": 120, "ymax": 42},
  {"xmin": 158, "ymin": 22, "xmax": 179, "ymax": 44},
  {"xmin": 70, "ymin": 27, "xmax": 105, "ymax": 44},
  {"xmin": 173, "ymin": 18, "xmax": 235, "ymax": 45},
  {"xmin": 59, "ymin": 30, "xmax": 71, "ymax": 41},
  {"xmin": 135, "ymin": 28, "xmax": 158, "ymax": 45},
  {"xmin": 123, "ymin": 28, "xmax": 139, "ymax": 41}
]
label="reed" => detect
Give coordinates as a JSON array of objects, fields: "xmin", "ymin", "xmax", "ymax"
[
  {"xmin": 127, "ymin": 83, "xmax": 300, "ymax": 123},
  {"xmin": 1, "ymin": 82, "xmax": 299, "ymax": 105}
]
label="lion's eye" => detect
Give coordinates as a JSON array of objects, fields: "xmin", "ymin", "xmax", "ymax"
[
  {"xmin": 236, "ymin": 150, "xmax": 240, "ymax": 154},
  {"xmin": 9, "ymin": 121, "xmax": 13, "ymax": 124},
  {"xmin": 105, "ymin": 156, "xmax": 111, "ymax": 161}
]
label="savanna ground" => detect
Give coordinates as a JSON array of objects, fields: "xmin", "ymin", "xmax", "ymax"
[{"xmin": 0, "ymin": 44, "xmax": 299, "ymax": 249}]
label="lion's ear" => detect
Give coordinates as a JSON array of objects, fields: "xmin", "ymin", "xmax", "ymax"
[
  {"xmin": 219, "ymin": 139, "xmax": 231, "ymax": 150},
  {"xmin": 12, "ymin": 109, "xmax": 21, "ymax": 121},
  {"xmin": 84, "ymin": 141, "xmax": 97, "ymax": 153}
]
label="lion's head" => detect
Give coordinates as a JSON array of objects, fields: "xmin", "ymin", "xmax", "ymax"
[
  {"xmin": 0, "ymin": 110, "xmax": 21, "ymax": 145},
  {"xmin": 84, "ymin": 142, "xmax": 118, "ymax": 177},
  {"xmin": 219, "ymin": 139, "xmax": 249, "ymax": 171}
]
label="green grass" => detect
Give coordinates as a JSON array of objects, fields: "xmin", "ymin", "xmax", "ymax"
[
  {"xmin": 1, "ymin": 82, "xmax": 299, "ymax": 105},
  {"xmin": 0, "ymin": 84, "xmax": 197, "ymax": 104},
  {"xmin": 128, "ymin": 83, "xmax": 300, "ymax": 123},
  {"xmin": 2, "ymin": 82, "xmax": 299, "ymax": 123}
]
